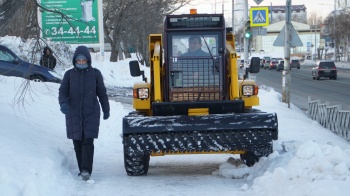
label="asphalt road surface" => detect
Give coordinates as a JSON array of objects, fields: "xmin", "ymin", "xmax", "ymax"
[{"xmin": 254, "ymin": 66, "xmax": 350, "ymax": 111}]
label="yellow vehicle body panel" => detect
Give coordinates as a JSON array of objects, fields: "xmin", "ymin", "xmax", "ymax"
[
  {"xmin": 226, "ymin": 41, "xmax": 240, "ymax": 100},
  {"xmin": 149, "ymin": 34, "xmax": 162, "ymax": 102},
  {"xmin": 239, "ymin": 80, "xmax": 260, "ymax": 107},
  {"xmin": 188, "ymin": 108, "xmax": 209, "ymax": 116}
]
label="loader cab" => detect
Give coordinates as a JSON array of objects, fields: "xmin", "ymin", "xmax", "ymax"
[{"xmin": 164, "ymin": 14, "xmax": 226, "ymax": 102}]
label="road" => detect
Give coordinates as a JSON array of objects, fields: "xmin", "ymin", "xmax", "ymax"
[
  {"xmin": 107, "ymin": 86, "xmax": 133, "ymax": 105},
  {"xmin": 253, "ymin": 65, "xmax": 350, "ymax": 111}
]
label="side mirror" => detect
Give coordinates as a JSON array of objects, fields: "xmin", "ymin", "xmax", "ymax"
[
  {"xmin": 249, "ymin": 57, "xmax": 260, "ymax": 73},
  {"xmin": 129, "ymin": 60, "xmax": 147, "ymax": 82},
  {"xmin": 129, "ymin": 60, "xmax": 141, "ymax": 77},
  {"xmin": 13, "ymin": 58, "xmax": 21, "ymax": 64}
]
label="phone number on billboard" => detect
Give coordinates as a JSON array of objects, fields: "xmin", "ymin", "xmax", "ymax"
[{"xmin": 44, "ymin": 26, "xmax": 96, "ymax": 36}]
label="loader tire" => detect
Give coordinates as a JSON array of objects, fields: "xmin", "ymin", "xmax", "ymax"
[
  {"xmin": 240, "ymin": 142, "xmax": 273, "ymax": 167},
  {"xmin": 124, "ymin": 148, "xmax": 150, "ymax": 176}
]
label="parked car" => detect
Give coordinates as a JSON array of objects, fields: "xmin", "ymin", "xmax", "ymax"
[
  {"xmin": 276, "ymin": 60, "xmax": 285, "ymax": 71},
  {"xmin": 260, "ymin": 59, "xmax": 265, "ymax": 68},
  {"xmin": 290, "ymin": 59, "xmax": 301, "ymax": 69},
  {"xmin": 312, "ymin": 60, "xmax": 337, "ymax": 80},
  {"xmin": 239, "ymin": 59, "xmax": 244, "ymax": 68},
  {"xmin": 263, "ymin": 60, "xmax": 271, "ymax": 69},
  {"xmin": 263, "ymin": 56, "xmax": 271, "ymax": 62},
  {"xmin": 0, "ymin": 45, "xmax": 61, "ymax": 83},
  {"xmin": 262, "ymin": 56, "xmax": 271, "ymax": 69},
  {"xmin": 276, "ymin": 58, "xmax": 283, "ymax": 62},
  {"xmin": 268, "ymin": 60, "xmax": 278, "ymax": 69}
]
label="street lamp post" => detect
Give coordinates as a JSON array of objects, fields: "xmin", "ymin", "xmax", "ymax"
[
  {"xmin": 232, "ymin": 0, "xmax": 234, "ymax": 33},
  {"xmin": 315, "ymin": 26, "xmax": 317, "ymax": 60},
  {"xmin": 318, "ymin": 2, "xmax": 336, "ymax": 61},
  {"xmin": 314, "ymin": 14, "xmax": 317, "ymax": 58},
  {"xmin": 243, "ymin": 0, "xmax": 248, "ymax": 71},
  {"xmin": 334, "ymin": 0, "xmax": 336, "ymax": 61}
]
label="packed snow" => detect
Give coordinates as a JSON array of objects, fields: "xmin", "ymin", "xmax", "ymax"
[{"xmin": 1, "ymin": 36, "xmax": 350, "ymax": 195}]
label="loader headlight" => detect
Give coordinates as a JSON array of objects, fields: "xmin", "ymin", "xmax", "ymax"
[
  {"xmin": 242, "ymin": 85, "xmax": 258, "ymax": 96},
  {"xmin": 134, "ymin": 88, "xmax": 149, "ymax": 99}
]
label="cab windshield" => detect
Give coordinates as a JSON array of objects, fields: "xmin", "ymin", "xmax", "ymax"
[{"xmin": 170, "ymin": 34, "xmax": 219, "ymax": 57}]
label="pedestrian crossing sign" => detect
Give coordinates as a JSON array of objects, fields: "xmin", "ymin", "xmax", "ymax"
[{"xmin": 250, "ymin": 7, "xmax": 269, "ymax": 27}]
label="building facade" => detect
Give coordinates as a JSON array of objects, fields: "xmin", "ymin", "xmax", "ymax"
[
  {"xmin": 247, "ymin": 4, "xmax": 321, "ymax": 56},
  {"xmin": 253, "ymin": 20, "xmax": 320, "ymax": 55}
]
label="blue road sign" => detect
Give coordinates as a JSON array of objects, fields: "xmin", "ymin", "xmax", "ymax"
[{"xmin": 250, "ymin": 7, "xmax": 269, "ymax": 26}]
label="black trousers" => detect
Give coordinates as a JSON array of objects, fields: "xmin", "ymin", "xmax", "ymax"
[{"xmin": 73, "ymin": 138, "xmax": 94, "ymax": 175}]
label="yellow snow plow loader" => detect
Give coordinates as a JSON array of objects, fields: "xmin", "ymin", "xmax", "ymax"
[{"xmin": 123, "ymin": 11, "xmax": 278, "ymax": 176}]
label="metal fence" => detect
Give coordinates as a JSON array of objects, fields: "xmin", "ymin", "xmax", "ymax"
[{"xmin": 308, "ymin": 96, "xmax": 350, "ymax": 141}]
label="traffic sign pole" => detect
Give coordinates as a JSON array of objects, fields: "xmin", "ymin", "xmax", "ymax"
[
  {"xmin": 244, "ymin": 0, "xmax": 249, "ymax": 79},
  {"xmin": 282, "ymin": 0, "xmax": 292, "ymax": 108}
]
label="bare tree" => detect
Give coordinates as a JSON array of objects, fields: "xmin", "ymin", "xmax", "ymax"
[
  {"xmin": 103, "ymin": 0, "xmax": 191, "ymax": 64},
  {"xmin": 0, "ymin": 0, "xmax": 192, "ymax": 106},
  {"xmin": 1, "ymin": 0, "xmax": 191, "ymax": 65},
  {"xmin": 0, "ymin": 0, "xmax": 38, "ymax": 38},
  {"xmin": 307, "ymin": 12, "xmax": 323, "ymax": 26},
  {"xmin": 323, "ymin": 10, "xmax": 350, "ymax": 61}
]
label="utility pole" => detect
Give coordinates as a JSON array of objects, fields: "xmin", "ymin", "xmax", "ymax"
[
  {"xmin": 232, "ymin": 0, "xmax": 234, "ymax": 33},
  {"xmin": 334, "ymin": 0, "xmax": 337, "ymax": 61},
  {"xmin": 243, "ymin": 0, "xmax": 249, "ymax": 72},
  {"xmin": 282, "ymin": 0, "xmax": 291, "ymax": 108},
  {"xmin": 314, "ymin": 13, "xmax": 317, "ymax": 58},
  {"xmin": 98, "ymin": 0, "xmax": 104, "ymax": 61},
  {"xmin": 222, "ymin": 0, "xmax": 224, "ymax": 13}
]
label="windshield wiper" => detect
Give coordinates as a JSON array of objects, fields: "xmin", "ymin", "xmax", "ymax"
[{"xmin": 201, "ymin": 35, "xmax": 214, "ymax": 59}]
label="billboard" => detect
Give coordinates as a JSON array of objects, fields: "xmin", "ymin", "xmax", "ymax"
[{"xmin": 41, "ymin": 0, "xmax": 99, "ymax": 44}]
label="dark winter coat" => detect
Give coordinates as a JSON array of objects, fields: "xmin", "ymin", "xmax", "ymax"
[
  {"xmin": 40, "ymin": 47, "xmax": 57, "ymax": 70},
  {"xmin": 58, "ymin": 46, "xmax": 110, "ymax": 140}
]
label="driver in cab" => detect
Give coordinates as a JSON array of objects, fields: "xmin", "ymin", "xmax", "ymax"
[{"xmin": 181, "ymin": 36, "xmax": 209, "ymax": 56}]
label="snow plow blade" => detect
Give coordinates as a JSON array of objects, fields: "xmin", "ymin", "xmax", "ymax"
[{"xmin": 122, "ymin": 113, "xmax": 278, "ymax": 154}]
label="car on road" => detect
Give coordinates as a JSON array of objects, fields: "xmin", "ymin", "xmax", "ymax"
[
  {"xmin": 290, "ymin": 59, "xmax": 301, "ymax": 69},
  {"xmin": 0, "ymin": 45, "xmax": 62, "ymax": 83},
  {"xmin": 262, "ymin": 56, "xmax": 271, "ymax": 69},
  {"xmin": 276, "ymin": 60, "xmax": 284, "ymax": 71},
  {"xmin": 263, "ymin": 60, "xmax": 271, "ymax": 69},
  {"xmin": 276, "ymin": 57, "xmax": 283, "ymax": 62},
  {"xmin": 260, "ymin": 59, "xmax": 265, "ymax": 68},
  {"xmin": 277, "ymin": 59, "xmax": 298, "ymax": 71},
  {"xmin": 312, "ymin": 60, "xmax": 337, "ymax": 80},
  {"xmin": 239, "ymin": 59, "xmax": 244, "ymax": 68},
  {"xmin": 268, "ymin": 60, "xmax": 278, "ymax": 69}
]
